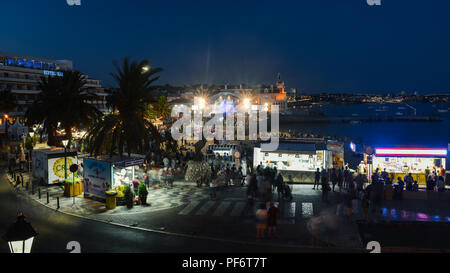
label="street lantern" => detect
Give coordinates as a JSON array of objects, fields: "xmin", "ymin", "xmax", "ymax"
[
  {"xmin": 28, "ymin": 132, "xmax": 35, "ymax": 172},
  {"xmin": 62, "ymin": 139, "xmax": 69, "ymax": 180},
  {"xmin": 2, "ymin": 213, "xmax": 38, "ymax": 253}
]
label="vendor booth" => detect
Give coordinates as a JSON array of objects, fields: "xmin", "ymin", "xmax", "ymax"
[
  {"xmin": 253, "ymin": 142, "xmax": 334, "ymax": 183},
  {"xmin": 32, "ymin": 148, "xmax": 78, "ymax": 184},
  {"xmin": 83, "ymin": 156, "xmax": 145, "ymax": 200},
  {"xmin": 369, "ymin": 147, "xmax": 447, "ymax": 185}
]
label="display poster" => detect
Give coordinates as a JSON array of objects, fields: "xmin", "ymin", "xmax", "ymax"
[
  {"xmin": 32, "ymin": 150, "xmax": 47, "ymax": 182},
  {"xmin": 83, "ymin": 159, "xmax": 111, "ymax": 199},
  {"xmin": 48, "ymin": 156, "xmax": 77, "ymax": 184}
]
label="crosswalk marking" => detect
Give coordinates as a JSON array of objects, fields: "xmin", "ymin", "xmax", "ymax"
[
  {"xmin": 213, "ymin": 201, "xmax": 232, "ymax": 216},
  {"xmin": 180, "ymin": 200, "xmax": 314, "ymax": 223},
  {"xmin": 302, "ymin": 202, "xmax": 313, "ymax": 217},
  {"xmin": 178, "ymin": 200, "xmax": 201, "ymax": 215},
  {"xmin": 230, "ymin": 202, "xmax": 246, "ymax": 217},
  {"xmin": 195, "ymin": 201, "xmax": 215, "ymax": 216},
  {"xmin": 287, "ymin": 202, "xmax": 296, "ymax": 218}
]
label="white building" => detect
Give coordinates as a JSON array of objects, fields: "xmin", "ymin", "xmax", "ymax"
[{"xmin": 0, "ymin": 52, "xmax": 110, "ymax": 118}]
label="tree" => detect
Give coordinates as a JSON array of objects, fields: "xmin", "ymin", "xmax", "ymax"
[
  {"xmin": 146, "ymin": 95, "xmax": 172, "ymax": 121},
  {"xmin": 86, "ymin": 58, "xmax": 163, "ymax": 157},
  {"xmin": 0, "ymin": 88, "xmax": 16, "ymax": 138},
  {"xmin": 0, "ymin": 88, "xmax": 17, "ymax": 114},
  {"xmin": 25, "ymin": 70, "xmax": 101, "ymax": 147}
]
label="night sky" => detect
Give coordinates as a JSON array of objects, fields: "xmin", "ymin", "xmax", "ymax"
[{"xmin": 1, "ymin": 0, "xmax": 450, "ymax": 93}]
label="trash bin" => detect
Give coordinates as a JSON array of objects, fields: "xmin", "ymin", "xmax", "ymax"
[{"xmin": 105, "ymin": 191, "xmax": 118, "ymax": 209}]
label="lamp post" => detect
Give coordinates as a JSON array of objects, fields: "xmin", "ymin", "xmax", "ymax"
[
  {"xmin": 62, "ymin": 139, "xmax": 69, "ymax": 180},
  {"xmin": 2, "ymin": 212, "xmax": 38, "ymax": 253},
  {"xmin": 4, "ymin": 113, "xmax": 9, "ymax": 140},
  {"xmin": 28, "ymin": 132, "xmax": 34, "ymax": 172}
]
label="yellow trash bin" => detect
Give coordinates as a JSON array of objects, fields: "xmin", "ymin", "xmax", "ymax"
[{"xmin": 105, "ymin": 191, "xmax": 118, "ymax": 209}]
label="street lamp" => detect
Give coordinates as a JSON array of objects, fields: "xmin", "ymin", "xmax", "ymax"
[
  {"xmin": 2, "ymin": 212, "xmax": 38, "ymax": 253},
  {"xmin": 4, "ymin": 114, "xmax": 9, "ymax": 139},
  {"xmin": 28, "ymin": 132, "xmax": 34, "ymax": 172},
  {"xmin": 62, "ymin": 139, "xmax": 69, "ymax": 180}
]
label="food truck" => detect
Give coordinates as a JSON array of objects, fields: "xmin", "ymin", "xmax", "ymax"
[
  {"xmin": 32, "ymin": 148, "xmax": 78, "ymax": 184},
  {"xmin": 83, "ymin": 156, "xmax": 145, "ymax": 200},
  {"xmin": 369, "ymin": 147, "xmax": 448, "ymax": 185}
]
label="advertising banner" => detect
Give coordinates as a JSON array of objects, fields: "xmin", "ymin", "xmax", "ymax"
[
  {"xmin": 48, "ymin": 156, "xmax": 77, "ymax": 184},
  {"xmin": 83, "ymin": 159, "xmax": 111, "ymax": 199}
]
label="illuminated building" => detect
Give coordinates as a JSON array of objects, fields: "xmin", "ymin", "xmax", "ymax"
[{"xmin": 0, "ymin": 52, "xmax": 110, "ymax": 119}]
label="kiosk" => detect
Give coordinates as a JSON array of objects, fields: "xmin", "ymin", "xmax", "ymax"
[
  {"xmin": 83, "ymin": 156, "xmax": 145, "ymax": 200},
  {"xmin": 32, "ymin": 148, "xmax": 78, "ymax": 184},
  {"xmin": 370, "ymin": 147, "xmax": 447, "ymax": 185}
]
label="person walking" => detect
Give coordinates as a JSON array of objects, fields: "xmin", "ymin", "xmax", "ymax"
[
  {"xmin": 437, "ymin": 176, "xmax": 445, "ymax": 192},
  {"xmin": 344, "ymin": 190, "xmax": 353, "ymax": 223},
  {"xmin": 362, "ymin": 191, "xmax": 370, "ymax": 221},
  {"xmin": 275, "ymin": 173, "xmax": 284, "ymax": 201},
  {"xmin": 426, "ymin": 174, "xmax": 436, "ymax": 191},
  {"xmin": 372, "ymin": 180, "xmax": 384, "ymax": 214},
  {"xmin": 313, "ymin": 168, "xmax": 320, "ymax": 190},
  {"xmin": 255, "ymin": 203, "xmax": 268, "ymax": 239},
  {"xmin": 321, "ymin": 168, "xmax": 330, "ymax": 203},
  {"xmin": 331, "ymin": 168, "xmax": 337, "ymax": 192},
  {"xmin": 405, "ymin": 173, "xmax": 413, "ymax": 191},
  {"xmin": 267, "ymin": 202, "xmax": 279, "ymax": 238},
  {"xmin": 335, "ymin": 191, "xmax": 343, "ymax": 216},
  {"xmin": 144, "ymin": 173, "xmax": 150, "ymax": 188},
  {"xmin": 338, "ymin": 167, "xmax": 344, "ymax": 192}
]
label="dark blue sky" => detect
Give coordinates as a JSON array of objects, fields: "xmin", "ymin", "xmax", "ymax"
[{"xmin": 2, "ymin": 0, "xmax": 450, "ymax": 93}]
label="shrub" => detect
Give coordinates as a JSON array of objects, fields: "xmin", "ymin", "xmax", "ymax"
[
  {"xmin": 123, "ymin": 185, "xmax": 135, "ymax": 202},
  {"xmin": 137, "ymin": 183, "xmax": 148, "ymax": 196}
]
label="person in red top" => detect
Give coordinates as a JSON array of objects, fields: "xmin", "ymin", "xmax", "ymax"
[
  {"xmin": 440, "ymin": 166, "xmax": 446, "ymax": 178},
  {"xmin": 267, "ymin": 202, "xmax": 279, "ymax": 238}
]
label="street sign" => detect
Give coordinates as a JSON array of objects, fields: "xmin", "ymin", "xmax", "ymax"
[{"xmin": 69, "ymin": 164, "xmax": 78, "ymax": 173}]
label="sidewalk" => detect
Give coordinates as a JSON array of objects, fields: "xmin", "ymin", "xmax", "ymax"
[
  {"xmin": 6, "ymin": 172, "xmax": 215, "ymax": 216},
  {"xmin": 9, "ymin": 169, "xmax": 449, "ymax": 251}
]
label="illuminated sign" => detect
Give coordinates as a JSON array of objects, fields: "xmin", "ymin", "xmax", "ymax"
[
  {"xmin": 349, "ymin": 142, "xmax": 356, "ymax": 152},
  {"xmin": 44, "ymin": 70, "xmax": 63, "ymax": 77},
  {"xmin": 0, "ymin": 56, "xmax": 57, "ymax": 70},
  {"xmin": 375, "ymin": 148, "xmax": 448, "ymax": 157}
]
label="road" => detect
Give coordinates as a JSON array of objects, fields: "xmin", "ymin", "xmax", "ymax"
[{"xmin": 0, "ymin": 168, "xmax": 343, "ymax": 253}]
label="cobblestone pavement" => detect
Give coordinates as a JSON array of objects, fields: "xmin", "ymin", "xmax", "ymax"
[{"xmin": 6, "ymin": 171, "xmax": 219, "ymax": 217}]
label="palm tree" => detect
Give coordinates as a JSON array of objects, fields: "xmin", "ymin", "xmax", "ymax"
[
  {"xmin": 25, "ymin": 70, "xmax": 101, "ymax": 147},
  {"xmin": 86, "ymin": 58, "xmax": 163, "ymax": 157},
  {"xmin": 147, "ymin": 95, "xmax": 172, "ymax": 121},
  {"xmin": 0, "ymin": 88, "xmax": 17, "ymax": 114}
]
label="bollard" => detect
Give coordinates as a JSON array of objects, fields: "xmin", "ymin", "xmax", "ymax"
[
  {"xmin": 57, "ymin": 197, "xmax": 60, "ymax": 209},
  {"xmin": 38, "ymin": 188, "xmax": 41, "ymax": 199},
  {"xmin": 47, "ymin": 192, "xmax": 49, "ymax": 204}
]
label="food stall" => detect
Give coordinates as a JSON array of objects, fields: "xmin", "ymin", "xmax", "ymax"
[
  {"xmin": 253, "ymin": 142, "xmax": 334, "ymax": 183},
  {"xmin": 370, "ymin": 147, "xmax": 447, "ymax": 185},
  {"xmin": 32, "ymin": 148, "xmax": 79, "ymax": 184},
  {"xmin": 83, "ymin": 156, "xmax": 145, "ymax": 200}
]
